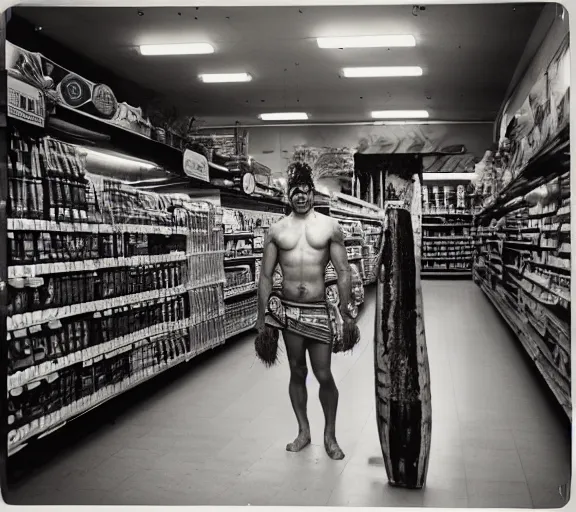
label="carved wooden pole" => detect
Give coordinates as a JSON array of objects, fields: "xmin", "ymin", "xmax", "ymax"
[{"xmin": 375, "ymin": 206, "xmax": 432, "ymax": 489}]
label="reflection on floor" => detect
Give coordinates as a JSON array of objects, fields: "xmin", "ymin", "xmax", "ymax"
[{"xmin": 5, "ymin": 281, "xmax": 571, "ymax": 507}]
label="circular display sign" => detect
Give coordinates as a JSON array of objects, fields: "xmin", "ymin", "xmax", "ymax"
[{"xmin": 242, "ymin": 172, "xmax": 256, "ymax": 195}]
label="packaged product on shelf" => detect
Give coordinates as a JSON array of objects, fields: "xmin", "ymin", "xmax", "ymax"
[
  {"xmin": 422, "ymin": 186, "xmax": 429, "ymax": 213},
  {"xmin": 432, "ymin": 186, "xmax": 440, "ymax": 211},
  {"xmin": 457, "ymin": 185, "xmax": 466, "ymax": 209}
]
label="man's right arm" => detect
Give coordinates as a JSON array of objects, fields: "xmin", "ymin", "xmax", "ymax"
[{"xmin": 256, "ymin": 227, "xmax": 278, "ymax": 330}]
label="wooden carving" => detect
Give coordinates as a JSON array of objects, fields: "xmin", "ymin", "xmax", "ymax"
[{"xmin": 375, "ymin": 206, "xmax": 432, "ymax": 489}]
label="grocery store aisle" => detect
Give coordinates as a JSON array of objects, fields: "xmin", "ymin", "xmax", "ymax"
[{"xmin": 6, "ymin": 281, "xmax": 570, "ymax": 508}]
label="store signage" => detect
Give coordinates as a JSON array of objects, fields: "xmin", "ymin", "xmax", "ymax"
[
  {"xmin": 241, "ymin": 172, "xmax": 256, "ymax": 195},
  {"xmin": 183, "ymin": 149, "xmax": 209, "ymax": 182},
  {"xmin": 7, "ymin": 76, "xmax": 45, "ymax": 128}
]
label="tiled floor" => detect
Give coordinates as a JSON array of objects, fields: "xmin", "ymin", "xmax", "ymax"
[{"xmin": 5, "ymin": 281, "xmax": 571, "ymax": 507}]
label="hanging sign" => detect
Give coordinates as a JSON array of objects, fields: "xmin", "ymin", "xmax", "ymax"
[
  {"xmin": 241, "ymin": 172, "xmax": 256, "ymax": 195},
  {"xmin": 7, "ymin": 76, "xmax": 45, "ymax": 128},
  {"xmin": 183, "ymin": 149, "xmax": 209, "ymax": 182}
]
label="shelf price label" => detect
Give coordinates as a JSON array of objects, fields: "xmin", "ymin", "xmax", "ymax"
[
  {"xmin": 7, "ymin": 76, "xmax": 46, "ymax": 128},
  {"xmin": 183, "ymin": 149, "xmax": 210, "ymax": 183}
]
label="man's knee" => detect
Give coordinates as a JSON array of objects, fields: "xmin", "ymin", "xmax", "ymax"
[
  {"xmin": 313, "ymin": 368, "xmax": 334, "ymax": 387},
  {"xmin": 289, "ymin": 361, "xmax": 308, "ymax": 381}
]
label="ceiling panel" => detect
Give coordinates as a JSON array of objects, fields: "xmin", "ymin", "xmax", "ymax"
[{"xmin": 12, "ymin": 4, "xmax": 545, "ymax": 125}]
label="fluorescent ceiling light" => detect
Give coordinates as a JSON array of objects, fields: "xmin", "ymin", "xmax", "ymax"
[
  {"xmin": 199, "ymin": 73, "xmax": 252, "ymax": 83},
  {"xmin": 343, "ymin": 66, "xmax": 423, "ymax": 77},
  {"xmin": 372, "ymin": 110, "xmax": 429, "ymax": 119},
  {"xmin": 317, "ymin": 35, "xmax": 416, "ymax": 48},
  {"xmin": 374, "ymin": 120, "xmax": 430, "ymax": 125},
  {"xmin": 140, "ymin": 43, "xmax": 214, "ymax": 55},
  {"xmin": 259, "ymin": 113, "xmax": 309, "ymax": 121}
]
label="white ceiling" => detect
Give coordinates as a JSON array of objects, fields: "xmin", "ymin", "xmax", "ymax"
[{"xmin": 13, "ymin": 4, "xmax": 544, "ymax": 126}]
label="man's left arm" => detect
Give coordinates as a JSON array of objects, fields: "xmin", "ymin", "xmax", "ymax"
[{"xmin": 329, "ymin": 221, "xmax": 352, "ymax": 316}]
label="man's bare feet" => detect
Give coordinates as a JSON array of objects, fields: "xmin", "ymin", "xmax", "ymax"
[
  {"xmin": 286, "ymin": 431, "xmax": 311, "ymax": 452},
  {"xmin": 324, "ymin": 437, "xmax": 345, "ymax": 460}
]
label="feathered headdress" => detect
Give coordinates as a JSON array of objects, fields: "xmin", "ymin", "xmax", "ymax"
[{"xmin": 287, "ymin": 161, "xmax": 315, "ymax": 191}]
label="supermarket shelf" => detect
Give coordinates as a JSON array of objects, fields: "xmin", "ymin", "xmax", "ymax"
[
  {"xmin": 422, "ymin": 257, "xmax": 473, "ymax": 261},
  {"xmin": 423, "ymin": 212, "xmax": 475, "ymax": 217},
  {"xmin": 422, "ymin": 172, "xmax": 477, "ymax": 181},
  {"xmin": 529, "ymin": 261, "xmax": 571, "ymax": 275},
  {"xmin": 224, "ymin": 284, "xmax": 257, "ymax": 300},
  {"xmin": 423, "ymin": 223, "xmax": 472, "ymax": 228},
  {"xmin": 224, "ymin": 255, "xmax": 261, "ymax": 265},
  {"xmin": 49, "ymin": 101, "xmax": 276, "ymax": 200},
  {"xmin": 502, "ymin": 227, "xmax": 540, "ymax": 234},
  {"xmin": 478, "ymin": 124, "xmax": 570, "ymax": 220},
  {"xmin": 523, "ymin": 273, "xmax": 571, "ymax": 304},
  {"xmin": 8, "ymin": 318, "xmax": 194, "ymax": 391},
  {"xmin": 332, "ymin": 191, "xmax": 383, "ymax": 212},
  {"xmin": 225, "ymin": 322, "xmax": 256, "ymax": 339},
  {"xmin": 7, "ymin": 284, "xmax": 187, "ymax": 331},
  {"xmin": 48, "ymin": 104, "xmax": 256, "ymax": 200},
  {"xmin": 330, "ymin": 208, "xmax": 383, "ymax": 223},
  {"xmin": 423, "ymin": 236, "xmax": 473, "ymax": 241},
  {"xmin": 478, "ymin": 280, "xmax": 571, "ymax": 418},
  {"xmin": 8, "ymin": 252, "xmax": 187, "ymax": 279},
  {"xmin": 504, "ymin": 240, "xmax": 537, "ymax": 249},
  {"xmin": 421, "ymin": 271, "xmax": 471, "ymax": 277},
  {"xmin": 224, "ymin": 232, "xmax": 254, "ymax": 240},
  {"xmin": 7, "ymin": 218, "xmax": 189, "ymax": 236},
  {"xmin": 51, "ymin": 104, "xmax": 179, "ymax": 158},
  {"xmin": 8, "ymin": 351, "xmax": 197, "ymax": 456}
]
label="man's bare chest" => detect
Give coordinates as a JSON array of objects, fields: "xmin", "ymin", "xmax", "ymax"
[{"xmin": 275, "ymin": 223, "xmax": 331, "ymax": 253}]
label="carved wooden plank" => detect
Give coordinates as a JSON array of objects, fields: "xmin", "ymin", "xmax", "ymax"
[{"xmin": 375, "ymin": 206, "xmax": 432, "ymax": 489}]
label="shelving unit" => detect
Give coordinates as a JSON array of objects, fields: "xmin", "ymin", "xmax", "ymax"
[
  {"xmin": 220, "ymin": 202, "xmax": 285, "ymax": 336},
  {"xmin": 327, "ymin": 192, "xmax": 384, "ymax": 287},
  {"xmin": 421, "ymin": 173, "xmax": 477, "ymax": 277},
  {"xmin": 473, "ymin": 127, "xmax": 571, "ymax": 418},
  {"xmin": 6, "ymin": 128, "xmax": 228, "ymax": 456}
]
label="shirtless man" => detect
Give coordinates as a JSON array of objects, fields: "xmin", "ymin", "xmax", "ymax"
[{"xmin": 256, "ymin": 162, "xmax": 357, "ymax": 460}]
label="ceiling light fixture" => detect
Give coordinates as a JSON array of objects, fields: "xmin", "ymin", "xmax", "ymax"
[
  {"xmin": 343, "ymin": 66, "xmax": 423, "ymax": 77},
  {"xmin": 371, "ymin": 110, "xmax": 429, "ymax": 119},
  {"xmin": 374, "ymin": 120, "xmax": 431, "ymax": 125},
  {"xmin": 139, "ymin": 43, "xmax": 214, "ymax": 55},
  {"xmin": 317, "ymin": 35, "xmax": 416, "ymax": 48},
  {"xmin": 259, "ymin": 112, "xmax": 309, "ymax": 121},
  {"xmin": 199, "ymin": 73, "xmax": 252, "ymax": 83}
]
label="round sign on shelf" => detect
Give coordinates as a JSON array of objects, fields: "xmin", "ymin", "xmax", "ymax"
[{"xmin": 242, "ymin": 172, "xmax": 256, "ymax": 195}]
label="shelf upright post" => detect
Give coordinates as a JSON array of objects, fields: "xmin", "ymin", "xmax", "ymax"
[{"xmin": 0, "ymin": 10, "xmax": 8, "ymax": 493}]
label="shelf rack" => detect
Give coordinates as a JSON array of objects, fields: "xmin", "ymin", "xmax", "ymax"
[
  {"xmin": 421, "ymin": 173, "xmax": 476, "ymax": 278},
  {"xmin": 472, "ymin": 126, "xmax": 571, "ymax": 419},
  {"xmin": 477, "ymin": 124, "xmax": 569, "ymax": 221}
]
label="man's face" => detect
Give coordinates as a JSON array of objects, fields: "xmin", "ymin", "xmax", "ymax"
[{"xmin": 289, "ymin": 184, "xmax": 313, "ymax": 214}]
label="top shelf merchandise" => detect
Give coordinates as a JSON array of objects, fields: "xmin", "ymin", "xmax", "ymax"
[
  {"xmin": 6, "ymin": 41, "xmax": 277, "ymax": 202},
  {"xmin": 473, "ymin": 36, "xmax": 569, "ymax": 222}
]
